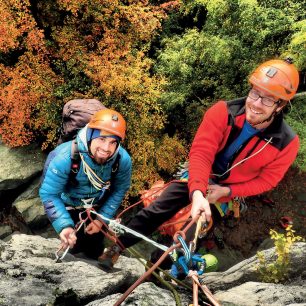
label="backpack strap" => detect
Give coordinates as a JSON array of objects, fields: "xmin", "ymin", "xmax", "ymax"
[
  {"xmin": 68, "ymin": 139, "xmax": 81, "ymax": 187},
  {"xmin": 111, "ymin": 152, "xmax": 121, "ymax": 179}
]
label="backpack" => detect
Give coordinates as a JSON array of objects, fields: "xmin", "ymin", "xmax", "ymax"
[
  {"xmin": 57, "ymin": 99, "xmax": 120, "ymax": 187},
  {"xmin": 57, "ymin": 98, "xmax": 106, "ymax": 145}
]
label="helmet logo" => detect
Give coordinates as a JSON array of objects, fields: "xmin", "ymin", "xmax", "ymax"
[
  {"xmin": 112, "ymin": 114, "xmax": 118, "ymax": 121},
  {"xmin": 266, "ymin": 67, "xmax": 277, "ymax": 78}
]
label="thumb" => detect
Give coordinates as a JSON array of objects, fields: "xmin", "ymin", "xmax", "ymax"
[
  {"xmin": 60, "ymin": 231, "xmax": 68, "ymax": 243},
  {"xmin": 86, "ymin": 223, "xmax": 93, "ymax": 231}
]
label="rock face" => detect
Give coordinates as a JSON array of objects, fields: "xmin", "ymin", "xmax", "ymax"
[
  {"xmin": 0, "ymin": 141, "xmax": 305, "ymax": 305},
  {"xmin": 203, "ymin": 242, "xmax": 306, "ymax": 306},
  {"xmin": 0, "ymin": 234, "xmax": 305, "ymax": 306},
  {"xmin": 12, "ymin": 177, "xmax": 49, "ymax": 230},
  {"xmin": 0, "ymin": 234, "xmax": 188, "ymax": 306},
  {"xmin": 0, "ymin": 142, "xmax": 46, "ymax": 210}
]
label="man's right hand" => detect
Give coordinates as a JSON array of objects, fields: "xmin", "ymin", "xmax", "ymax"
[
  {"xmin": 191, "ymin": 190, "xmax": 211, "ymax": 223},
  {"xmin": 59, "ymin": 227, "xmax": 77, "ymax": 249}
]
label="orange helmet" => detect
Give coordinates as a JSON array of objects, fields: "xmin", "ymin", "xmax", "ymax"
[
  {"xmin": 249, "ymin": 58, "xmax": 299, "ymax": 101},
  {"xmin": 88, "ymin": 109, "xmax": 126, "ymax": 140}
]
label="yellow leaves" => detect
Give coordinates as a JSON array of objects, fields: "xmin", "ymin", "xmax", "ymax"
[
  {"xmin": 204, "ymin": 0, "xmax": 229, "ymax": 17},
  {"xmin": 238, "ymin": 0, "xmax": 258, "ymax": 9},
  {"xmin": 57, "ymin": 0, "xmax": 90, "ymax": 16},
  {"xmin": 155, "ymin": 135, "xmax": 188, "ymax": 173},
  {"xmin": 256, "ymin": 225, "xmax": 304, "ymax": 283}
]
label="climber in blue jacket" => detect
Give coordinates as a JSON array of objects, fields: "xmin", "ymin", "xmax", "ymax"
[{"xmin": 39, "ymin": 109, "xmax": 132, "ymax": 259}]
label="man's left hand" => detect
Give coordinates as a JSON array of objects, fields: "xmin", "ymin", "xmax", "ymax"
[
  {"xmin": 207, "ymin": 184, "xmax": 231, "ymax": 203},
  {"xmin": 85, "ymin": 220, "xmax": 103, "ymax": 235}
]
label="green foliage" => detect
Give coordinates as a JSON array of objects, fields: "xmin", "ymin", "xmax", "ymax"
[
  {"xmin": 0, "ymin": 0, "xmax": 305, "ymax": 197},
  {"xmin": 0, "ymin": 0, "xmax": 189, "ymax": 195},
  {"xmin": 287, "ymin": 20, "xmax": 306, "ymax": 70},
  {"xmin": 154, "ymin": 0, "xmax": 306, "ymax": 149},
  {"xmin": 256, "ymin": 226, "xmax": 304, "ymax": 283},
  {"xmin": 285, "ymin": 95, "xmax": 306, "ymax": 171}
]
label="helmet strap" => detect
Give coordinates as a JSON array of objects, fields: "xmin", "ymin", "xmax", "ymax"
[{"xmin": 87, "ymin": 129, "xmax": 95, "ymax": 158}]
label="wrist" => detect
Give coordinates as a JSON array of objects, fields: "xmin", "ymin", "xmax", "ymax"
[{"xmin": 192, "ymin": 190, "xmax": 204, "ymax": 199}]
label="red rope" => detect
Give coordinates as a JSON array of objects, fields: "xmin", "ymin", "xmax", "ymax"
[
  {"xmin": 85, "ymin": 208, "xmax": 125, "ymax": 249},
  {"xmin": 114, "ymin": 218, "xmax": 197, "ymax": 305}
]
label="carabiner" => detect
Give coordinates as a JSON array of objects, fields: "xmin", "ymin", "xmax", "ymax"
[{"xmin": 55, "ymin": 245, "xmax": 70, "ymax": 263}]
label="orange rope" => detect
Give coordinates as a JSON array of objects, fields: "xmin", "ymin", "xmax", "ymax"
[
  {"xmin": 193, "ymin": 276, "xmax": 199, "ymax": 306},
  {"xmin": 191, "ymin": 274, "xmax": 221, "ymax": 306}
]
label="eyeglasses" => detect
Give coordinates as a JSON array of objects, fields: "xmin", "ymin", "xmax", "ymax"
[{"xmin": 248, "ymin": 89, "xmax": 279, "ymax": 107}]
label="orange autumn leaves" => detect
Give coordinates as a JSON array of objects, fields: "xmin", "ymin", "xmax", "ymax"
[
  {"xmin": 0, "ymin": 0, "xmax": 186, "ymax": 194},
  {"xmin": 0, "ymin": 0, "xmax": 166, "ymax": 147}
]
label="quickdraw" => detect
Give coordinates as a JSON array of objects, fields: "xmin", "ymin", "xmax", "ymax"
[
  {"xmin": 112, "ymin": 218, "xmax": 220, "ymax": 306},
  {"xmin": 55, "ymin": 209, "xmax": 90, "ymax": 262}
]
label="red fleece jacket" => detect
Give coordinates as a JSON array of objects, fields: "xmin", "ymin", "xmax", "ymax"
[{"xmin": 188, "ymin": 100, "xmax": 299, "ymax": 201}]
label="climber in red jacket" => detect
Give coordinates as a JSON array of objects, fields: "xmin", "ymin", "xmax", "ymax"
[{"xmin": 98, "ymin": 58, "xmax": 300, "ymax": 270}]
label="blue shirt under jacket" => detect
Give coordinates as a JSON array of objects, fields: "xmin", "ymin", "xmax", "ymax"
[{"xmin": 39, "ymin": 126, "xmax": 132, "ymax": 234}]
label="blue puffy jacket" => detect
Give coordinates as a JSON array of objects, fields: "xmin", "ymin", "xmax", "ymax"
[{"xmin": 39, "ymin": 126, "xmax": 132, "ymax": 234}]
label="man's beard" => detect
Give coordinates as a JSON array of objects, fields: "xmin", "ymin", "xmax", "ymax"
[
  {"xmin": 93, "ymin": 156, "xmax": 107, "ymax": 164},
  {"xmin": 92, "ymin": 150, "xmax": 110, "ymax": 164}
]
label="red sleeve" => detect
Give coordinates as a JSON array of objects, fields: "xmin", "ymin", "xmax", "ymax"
[
  {"xmin": 230, "ymin": 135, "xmax": 299, "ymax": 197},
  {"xmin": 188, "ymin": 101, "xmax": 229, "ymax": 197}
]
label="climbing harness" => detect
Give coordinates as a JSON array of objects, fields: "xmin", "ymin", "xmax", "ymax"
[{"xmin": 213, "ymin": 197, "xmax": 247, "ymax": 221}]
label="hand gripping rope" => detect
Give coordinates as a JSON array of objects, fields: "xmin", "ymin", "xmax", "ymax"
[
  {"xmin": 53, "ymin": 179, "xmax": 217, "ymax": 306},
  {"xmin": 55, "ymin": 209, "xmax": 90, "ymax": 262},
  {"xmin": 106, "ymin": 217, "xmax": 220, "ymax": 306},
  {"xmin": 54, "ymin": 208, "xmax": 219, "ymax": 305}
]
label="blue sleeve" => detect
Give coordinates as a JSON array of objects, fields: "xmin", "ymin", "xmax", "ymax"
[
  {"xmin": 39, "ymin": 145, "xmax": 75, "ymax": 233},
  {"xmin": 98, "ymin": 150, "xmax": 132, "ymax": 220}
]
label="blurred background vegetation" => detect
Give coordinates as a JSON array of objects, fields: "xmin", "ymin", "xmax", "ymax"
[{"xmin": 0, "ymin": 0, "xmax": 305, "ymax": 196}]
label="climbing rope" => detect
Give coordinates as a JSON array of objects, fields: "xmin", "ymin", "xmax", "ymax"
[
  {"xmin": 79, "ymin": 153, "xmax": 110, "ymax": 191},
  {"xmin": 90, "ymin": 210, "xmax": 170, "ymax": 253},
  {"xmin": 113, "ymin": 219, "xmax": 220, "ymax": 306},
  {"xmin": 54, "ymin": 207, "xmax": 220, "ymax": 305},
  {"xmin": 54, "ymin": 177, "xmax": 219, "ymax": 305}
]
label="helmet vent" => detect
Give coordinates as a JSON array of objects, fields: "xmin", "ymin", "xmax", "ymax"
[{"xmin": 112, "ymin": 114, "xmax": 118, "ymax": 121}]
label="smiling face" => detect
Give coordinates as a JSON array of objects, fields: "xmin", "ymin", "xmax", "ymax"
[
  {"xmin": 245, "ymin": 86, "xmax": 283, "ymax": 129},
  {"xmin": 90, "ymin": 137, "xmax": 118, "ymax": 164}
]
